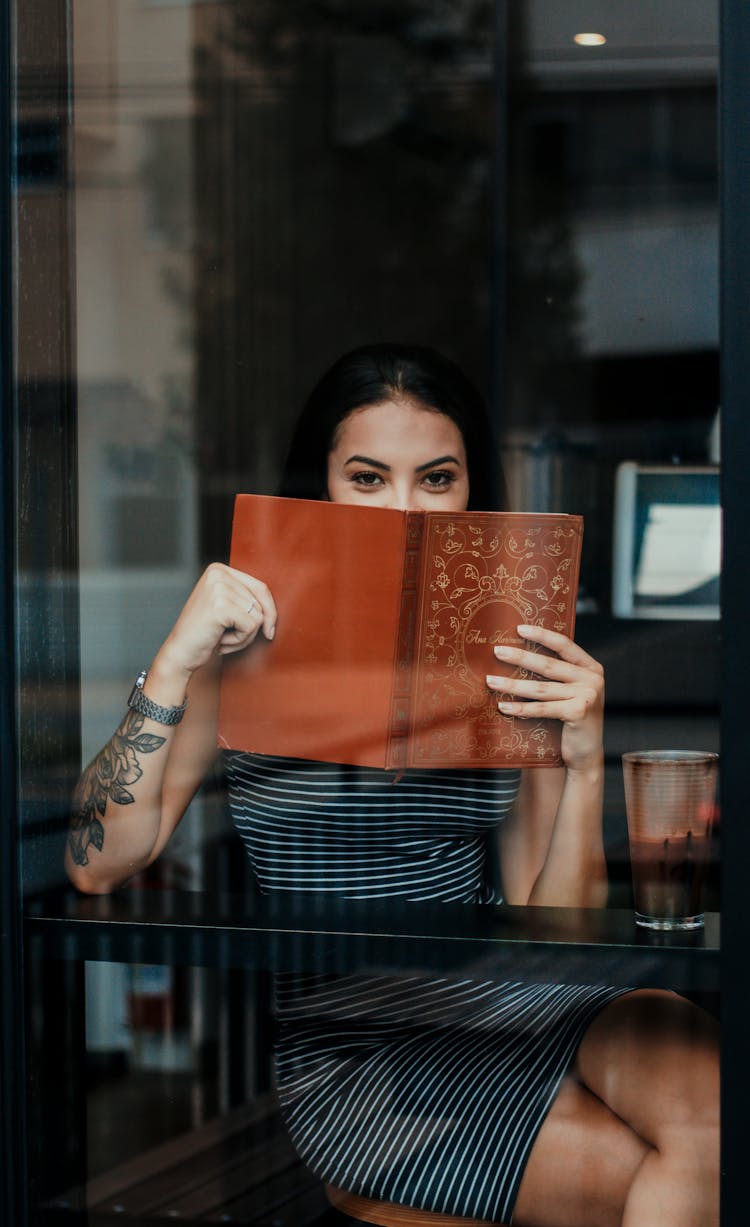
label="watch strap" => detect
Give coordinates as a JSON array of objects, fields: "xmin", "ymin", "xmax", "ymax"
[{"xmin": 127, "ymin": 669, "xmax": 187, "ymax": 726}]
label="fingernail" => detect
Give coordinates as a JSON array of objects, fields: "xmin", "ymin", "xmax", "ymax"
[
  {"xmin": 517, "ymin": 624, "xmax": 534, "ymax": 634},
  {"xmin": 494, "ymin": 645, "xmax": 512, "ymax": 658},
  {"xmin": 268, "ymin": 625, "xmax": 276, "ymax": 639},
  {"xmin": 498, "ymin": 702, "xmax": 514, "ymax": 713},
  {"xmin": 486, "ymin": 674, "xmax": 504, "ymax": 685}
]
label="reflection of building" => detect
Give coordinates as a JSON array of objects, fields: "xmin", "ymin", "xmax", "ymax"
[
  {"xmin": 74, "ymin": 0, "xmax": 195, "ymax": 411},
  {"xmin": 69, "ymin": 3, "xmax": 205, "ymax": 1074},
  {"xmin": 72, "ymin": 1, "xmax": 199, "ymax": 752}
]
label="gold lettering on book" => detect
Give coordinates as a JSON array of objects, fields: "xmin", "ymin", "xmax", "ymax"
[{"xmin": 465, "ymin": 629, "xmax": 487, "ymax": 645}]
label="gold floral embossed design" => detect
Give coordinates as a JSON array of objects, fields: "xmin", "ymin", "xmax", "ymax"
[{"xmin": 411, "ymin": 515, "xmax": 581, "ymax": 765}]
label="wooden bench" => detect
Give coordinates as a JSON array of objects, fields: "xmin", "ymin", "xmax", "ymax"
[
  {"xmin": 43, "ymin": 1097, "xmax": 509, "ymax": 1227},
  {"xmin": 44, "ymin": 1094, "xmax": 329, "ymax": 1225}
]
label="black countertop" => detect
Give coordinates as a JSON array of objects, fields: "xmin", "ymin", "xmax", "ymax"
[{"xmin": 26, "ymin": 889, "xmax": 720, "ymax": 993}]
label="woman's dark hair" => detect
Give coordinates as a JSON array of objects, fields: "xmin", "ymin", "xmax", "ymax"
[{"xmin": 277, "ymin": 343, "xmax": 504, "ymax": 511}]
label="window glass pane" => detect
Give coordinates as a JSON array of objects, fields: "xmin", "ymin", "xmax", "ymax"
[{"xmin": 14, "ymin": 1, "xmax": 721, "ymax": 1224}]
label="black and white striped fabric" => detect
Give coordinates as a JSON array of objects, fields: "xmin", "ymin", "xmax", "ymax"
[
  {"xmin": 224, "ymin": 751, "xmax": 626, "ymax": 1225},
  {"xmin": 225, "ymin": 751, "xmax": 519, "ymax": 902}
]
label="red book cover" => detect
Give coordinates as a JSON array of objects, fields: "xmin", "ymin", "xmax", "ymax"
[{"xmin": 217, "ymin": 495, "xmax": 583, "ymax": 770}]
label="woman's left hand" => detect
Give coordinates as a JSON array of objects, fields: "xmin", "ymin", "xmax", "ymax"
[{"xmin": 486, "ymin": 624, "xmax": 604, "ymax": 774}]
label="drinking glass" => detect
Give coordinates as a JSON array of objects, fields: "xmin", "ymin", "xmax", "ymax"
[{"xmin": 622, "ymin": 750, "xmax": 718, "ymax": 931}]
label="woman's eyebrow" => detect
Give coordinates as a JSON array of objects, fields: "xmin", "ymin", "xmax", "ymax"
[
  {"xmin": 344, "ymin": 454, "xmax": 390, "ymax": 470},
  {"xmin": 415, "ymin": 454, "xmax": 461, "ymax": 472},
  {"xmin": 343, "ymin": 453, "xmax": 461, "ymax": 472}
]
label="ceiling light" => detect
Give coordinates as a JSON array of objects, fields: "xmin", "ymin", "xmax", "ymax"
[{"xmin": 573, "ymin": 32, "xmax": 606, "ymax": 46}]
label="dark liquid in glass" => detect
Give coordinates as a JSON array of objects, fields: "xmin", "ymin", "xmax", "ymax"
[{"xmin": 630, "ymin": 829, "xmax": 708, "ymax": 921}]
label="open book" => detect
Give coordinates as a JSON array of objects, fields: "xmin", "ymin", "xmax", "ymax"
[{"xmin": 218, "ymin": 495, "xmax": 583, "ymax": 770}]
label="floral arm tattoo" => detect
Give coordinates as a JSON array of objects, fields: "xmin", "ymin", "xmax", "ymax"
[{"xmin": 68, "ymin": 710, "xmax": 167, "ymax": 867}]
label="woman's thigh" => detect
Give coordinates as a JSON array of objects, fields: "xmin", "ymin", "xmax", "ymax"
[
  {"xmin": 511, "ymin": 1074, "xmax": 648, "ymax": 1227},
  {"xmin": 575, "ymin": 988, "xmax": 719, "ymax": 1149},
  {"xmin": 513, "ymin": 989, "xmax": 719, "ymax": 1227}
]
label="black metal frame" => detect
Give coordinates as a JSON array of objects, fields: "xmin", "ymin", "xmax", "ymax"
[
  {"xmin": 0, "ymin": 0, "xmax": 27, "ymax": 1217},
  {"xmin": 719, "ymin": 3, "xmax": 750, "ymax": 1222},
  {"xmin": 2, "ymin": 0, "xmax": 86, "ymax": 1218}
]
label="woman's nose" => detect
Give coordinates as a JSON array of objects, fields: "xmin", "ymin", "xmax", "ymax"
[{"xmin": 385, "ymin": 482, "xmax": 420, "ymax": 512}]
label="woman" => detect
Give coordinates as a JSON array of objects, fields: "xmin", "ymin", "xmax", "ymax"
[{"xmin": 68, "ymin": 344, "xmax": 718, "ymax": 1227}]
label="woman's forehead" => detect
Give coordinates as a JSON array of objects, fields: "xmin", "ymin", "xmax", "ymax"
[{"xmin": 331, "ymin": 398, "xmax": 465, "ymax": 454}]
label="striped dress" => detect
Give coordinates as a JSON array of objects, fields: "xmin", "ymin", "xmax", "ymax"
[{"xmin": 225, "ymin": 751, "xmax": 625, "ymax": 1225}]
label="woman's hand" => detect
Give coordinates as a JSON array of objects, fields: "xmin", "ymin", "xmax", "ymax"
[
  {"xmin": 486, "ymin": 624, "xmax": 604, "ymax": 774},
  {"xmin": 158, "ymin": 563, "xmax": 278, "ymax": 680}
]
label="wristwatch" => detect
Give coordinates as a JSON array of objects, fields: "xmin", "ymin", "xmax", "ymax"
[{"xmin": 127, "ymin": 669, "xmax": 188, "ymax": 726}]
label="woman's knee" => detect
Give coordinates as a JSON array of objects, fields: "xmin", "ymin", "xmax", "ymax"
[
  {"xmin": 575, "ymin": 989, "xmax": 719, "ymax": 1146},
  {"xmin": 512, "ymin": 1076, "xmax": 648, "ymax": 1227}
]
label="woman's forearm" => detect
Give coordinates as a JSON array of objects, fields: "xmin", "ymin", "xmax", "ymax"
[
  {"xmin": 526, "ymin": 757, "xmax": 608, "ymax": 908},
  {"xmin": 66, "ymin": 706, "xmax": 177, "ymax": 893},
  {"xmin": 65, "ymin": 649, "xmax": 217, "ymax": 894},
  {"xmin": 66, "ymin": 649, "xmax": 189, "ymax": 891}
]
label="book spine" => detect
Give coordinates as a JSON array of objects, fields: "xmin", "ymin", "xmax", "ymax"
[{"xmin": 386, "ymin": 511, "xmax": 425, "ymax": 770}]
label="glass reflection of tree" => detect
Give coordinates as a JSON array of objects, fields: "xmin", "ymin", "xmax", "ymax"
[{"xmin": 191, "ymin": 0, "xmax": 500, "ymax": 554}]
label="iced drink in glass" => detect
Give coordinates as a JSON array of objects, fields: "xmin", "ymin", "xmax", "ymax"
[{"xmin": 622, "ymin": 750, "xmax": 718, "ymax": 931}]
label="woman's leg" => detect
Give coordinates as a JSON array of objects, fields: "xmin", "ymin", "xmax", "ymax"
[
  {"xmin": 511, "ymin": 1074, "xmax": 649, "ymax": 1227},
  {"xmin": 575, "ymin": 988, "xmax": 719, "ymax": 1227},
  {"xmin": 512, "ymin": 989, "xmax": 719, "ymax": 1227}
]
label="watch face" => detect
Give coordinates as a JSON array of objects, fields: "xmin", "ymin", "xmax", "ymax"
[
  {"xmin": 128, "ymin": 672, "xmax": 146, "ymax": 707},
  {"xmin": 128, "ymin": 683, "xmax": 149, "ymax": 712}
]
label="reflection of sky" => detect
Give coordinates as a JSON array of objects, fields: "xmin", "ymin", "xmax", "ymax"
[{"xmin": 635, "ymin": 504, "xmax": 722, "ymax": 599}]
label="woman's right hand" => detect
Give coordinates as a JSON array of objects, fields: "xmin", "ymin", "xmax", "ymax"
[{"xmin": 158, "ymin": 563, "xmax": 278, "ymax": 680}]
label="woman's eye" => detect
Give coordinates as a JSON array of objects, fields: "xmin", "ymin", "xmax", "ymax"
[
  {"xmin": 351, "ymin": 470, "xmax": 384, "ymax": 488},
  {"xmin": 422, "ymin": 470, "xmax": 455, "ymax": 489}
]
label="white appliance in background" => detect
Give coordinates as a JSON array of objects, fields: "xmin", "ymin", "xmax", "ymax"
[{"xmin": 612, "ymin": 462, "xmax": 721, "ymax": 620}]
